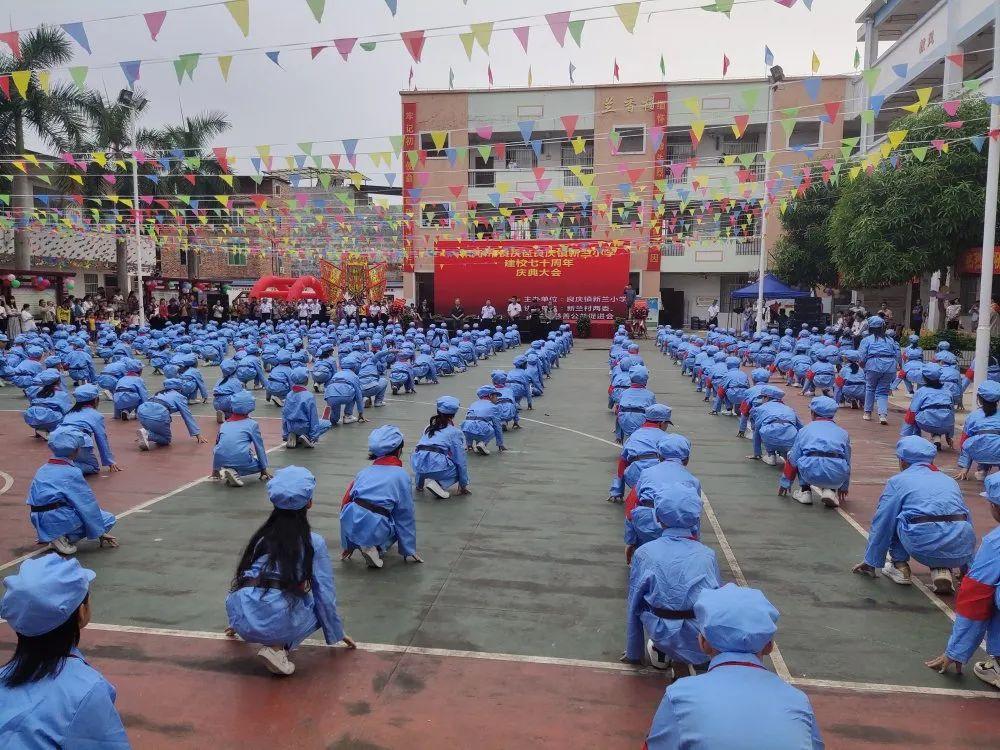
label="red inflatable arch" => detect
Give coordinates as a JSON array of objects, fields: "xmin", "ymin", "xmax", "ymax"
[{"xmin": 249, "ymin": 275, "xmax": 327, "ymax": 302}]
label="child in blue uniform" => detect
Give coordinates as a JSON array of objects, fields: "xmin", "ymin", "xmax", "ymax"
[
  {"xmin": 0, "ymin": 555, "xmax": 130, "ymax": 747},
  {"xmin": 412, "ymin": 396, "xmax": 470, "ymax": 499},
  {"xmin": 340, "ymin": 425, "xmax": 421, "ymax": 569},
  {"xmin": 225, "ymin": 466, "xmax": 356, "ymax": 676},
  {"xmin": 111, "ymin": 360, "xmax": 147, "ymax": 421},
  {"xmin": 461, "ymin": 385, "xmax": 505, "ymax": 455},
  {"xmin": 779, "ymin": 396, "xmax": 851, "ymax": 508},
  {"xmin": 136, "ymin": 378, "xmax": 207, "ymax": 451},
  {"xmin": 61, "ymin": 385, "xmax": 119, "ymax": 475},
  {"xmin": 901, "ymin": 363, "xmax": 955, "ymax": 449},
  {"xmin": 214, "ymin": 392, "xmax": 271, "ymax": 487},
  {"xmin": 282, "ymin": 368, "xmax": 331, "ymax": 448},
  {"xmin": 956, "ymin": 381, "xmax": 1000, "ymax": 481},
  {"xmin": 26, "ymin": 428, "xmax": 118, "ymax": 555},
  {"xmin": 212, "ymin": 358, "xmax": 244, "ymax": 424},
  {"xmin": 23, "ymin": 369, "xmax": 72, "ymax": 438},
  {"xmin": 491, "ymin": 370, "xmax": 520, "ymax": 430}
]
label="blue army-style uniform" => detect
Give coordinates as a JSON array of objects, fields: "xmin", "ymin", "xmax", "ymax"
[
  {"xmin": 412, "ymin": 396, "xmax": 470, "ymax": 499},
  {"xmin": 616, "ymin": 366, "xmax": 656, "ymax": 443},
  {"xmin": 859, "ymin": 316, "xmax": 901, "ymax": 423},
  {"xmin": 609, "ymin": 404, "xmax": 672, "ymax": 502},
  {"xmin": 214, "ymin": 392, "xmax": 269, "ymax": 486},
  {"xmin": 461, "ymin": 385, "xmax": 505, "ymax": 454},
  {"xmin": 780, "ymin": 397, "xmax": 851, "ymax": 507},
  {"xmin": 282, "ymin": 368, "xmax": 332, "ymax": 447}
]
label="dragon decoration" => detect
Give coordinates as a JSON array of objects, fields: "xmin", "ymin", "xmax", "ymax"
[{"xmin": 319, "ymin": 255, "xmax": 387, "ymax": 305}]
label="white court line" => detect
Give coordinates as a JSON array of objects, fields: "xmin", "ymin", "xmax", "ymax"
[
  {"xmin": 0, "ymin": 442, "xmax": 286, "ymax": 573},
  {"xmin": 82, "ymin": 621, "xmax": 1000, "ymax": 698},
  {"xmin": 0, "ymin": 470, "xmax": 12, "ymax": 496}
]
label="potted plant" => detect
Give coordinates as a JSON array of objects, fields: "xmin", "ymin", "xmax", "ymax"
[{"xmin": 576, "ymin": 314, "xmax": 591, "ymax": 338}]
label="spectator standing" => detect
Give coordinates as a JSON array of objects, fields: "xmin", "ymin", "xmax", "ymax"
[
  {"xmin": 481, "ymin": 299, "xmax": 496, "ymax": 321},
  {"xmin": 945, "ymin": 299, "xmax": 962, "ymax": 331},
  {"xmin": 706, "ymin": 299, "xmax": 720, "ymax": 328},
  {"xmin": 506, "ymin": 296, "xmax": 522, "ymax": 321},
  {"xmin": 911, "ymin": 300, "xmax": 924, "ymax": 333},
  {"xmin": 624, "ymin": 285, "xmax": 637, "ymax": 316}
]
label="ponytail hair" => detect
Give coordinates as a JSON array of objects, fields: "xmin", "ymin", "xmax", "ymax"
[
  {"xmin": 983, "ymin": 398, "xmax": 998, "ymax": 417},
  {"xmin": 425, "ymin": 412, "xmax": 452, "ymax": 437}
]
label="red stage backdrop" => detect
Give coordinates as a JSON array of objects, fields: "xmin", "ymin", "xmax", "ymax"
[{"xmin": 434, "ymin": 239, "xmax": 630, "ymax": 319}]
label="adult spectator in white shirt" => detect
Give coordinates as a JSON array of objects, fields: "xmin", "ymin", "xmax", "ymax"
[
  {"xmin": 507, "ymin": 297, "xmax": 522, "ymax": 320},
  {"xmin": 344, "ymin": 299, "xmax": 358, "ymax": 321},
  {"xmin": 945, "ymin": 299, "xmax": 962, "ymax": 331},
  {"xmin": 258, "ymin": 297, "xmax": 273, "ymax": 321},
  {"xmin": 20, "ymin": 303, "xmax": 36, "ymax": 332},
  {"xmin": 481, "ymin": 299, "xmax": 496, "ymax": 320},
  {"xmin": 707, "ymin": 300, "xmax": 720, "ymax": 327}
]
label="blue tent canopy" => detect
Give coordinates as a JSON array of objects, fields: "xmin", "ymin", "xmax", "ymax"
[{"xmin": 730, "ymin": 273, "xmax": 810, "ymax": 300}]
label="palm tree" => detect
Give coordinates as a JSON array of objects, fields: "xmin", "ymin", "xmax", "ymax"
[
  {"xmin": 0, "ymin": 26, "xmax": 88, "ymax": 269},
  {"xmin": 62, "ymin": 89, "xmax": 154, "ymax": 292},
  {"xmin": 144, "ymin": 112, "xmax": 231, "ymax": 278}
]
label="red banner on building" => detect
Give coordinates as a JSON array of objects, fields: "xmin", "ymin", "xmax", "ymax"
[
  {"xmin": 401, "ymin": 101, "xmax": 417, "ymax": 272},
  {"xmin": 648, "ymin": 89, "xmax": 668, "ymax": 272},
  {"xmin": 433, "ymin": 239, "xmax": 630, "ymax": 319}
]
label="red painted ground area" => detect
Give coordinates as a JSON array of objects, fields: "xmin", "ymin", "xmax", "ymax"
[
  {"xmin": 0, "ymin": 412, "xmax": 283, "ymax": 564},
  {"xmin": 0, "ymin": 627, "xmax": 994, "ymax": 749}
]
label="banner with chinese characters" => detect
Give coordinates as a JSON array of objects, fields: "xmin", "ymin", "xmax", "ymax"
[{"xmin": 433, "ymin": 239, "xmax": 629, "ymax": 319}]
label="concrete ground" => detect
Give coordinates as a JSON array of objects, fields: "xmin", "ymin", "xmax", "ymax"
[{"xmin": 0, "ymin": 340, "xmax": 998, "ymax": 749}]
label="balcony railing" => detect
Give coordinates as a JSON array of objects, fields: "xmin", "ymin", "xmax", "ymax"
[
  {"xmin": 661, "ymin": 243, "xmax": 685, "ymax": 257},
  {"xmin": 734, "ymin": 237, "xmax": 762, "ymax": 255},
  {"xmin": 467, "ymin": 225, "xmax": 593, "ymax": 241}
]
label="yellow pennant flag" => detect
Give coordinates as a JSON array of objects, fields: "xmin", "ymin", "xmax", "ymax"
[
  {"xmin": 215, "ymin": 195, "xmax": 230, "ymax": 208},
  {"xmin": 225, "ymin": 0, "xmax": 251, "ymax": 37},
  {"xmin": 220, "ymin": 174, "xmax": 234, "ymax": 187},
  {"xmin": 887, "ymin": 129, "xmax": 908, "ymax": 150},
  {"xmin": 614, "ymin": 2, "xmax": 641, "ymax": 33},
  {"xmin": 572, "ymin": 136, "xmax": 586, "ymax": 155},
  {"xmin": 218, "ymin": 55, "xmax": 233, "ymax": 81},
  {"xmin": 11, "ymin": 70, "xmax": 30, "ymax": 99},
  {"xmin": 91, "ymin": 152, "xmax": 107, "ymax": 167},
  {"xmin": 901, "ymin": 102, "xmax": 921, "ymax": 114},
  {"xmin": 23, "ymin": 153, "xmax": 40, "ymax": 167},
  {"xmin": 683, "ymin": 97, "xmax": 701, "ymax": 116},
  {"xmin": 916, "ymin": 87, "xmax": 932, "ymax": 109},
  {"xmin": 690, "ymin": 120, "xmax": 706, "ymax": 143},
  {"xmin": 37, "ymin": 70, "xmax": 50, "ymax": 92},
  {"xmin": 470, "ymin": 21, "xmax": 493, "ymax": 52},
  {"xmin": 430, "ymin": 131, "xmax": 448, "ymax": 150},
  {"xmin": 67, "ymin": 174, "xmax": 83, "ymax": 185},
  {"xmin": 811, "ymin": 50, "xmax": 820, "ymax": 73}
]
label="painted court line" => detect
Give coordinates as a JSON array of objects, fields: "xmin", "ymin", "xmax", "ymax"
[{"xmin": 83, "ymin": 621, "xmax": 1000, "ymax": 698}]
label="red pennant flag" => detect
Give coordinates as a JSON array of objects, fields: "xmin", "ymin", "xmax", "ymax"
[
  {"xmin": 447, "ymin": 185, "xmax": 463, "ymax": 198},
  {"xmin": 722, "ymin": 54, "xmax": 730, "ymax": 77},
  {"xmin": 488, "ymin": 64, "xmax": 493, "ymax": 86},
  {"xmin": 946, "ymin": 52, "xmax": 965, "ymax": 68},
  {"xmin": 732, "ymin": 114, "xmax": 750, "ymax": 137},
  {"xmin": 532, "ymin": 166, "xmax": 545, "ymax": 181},
  {"xmin": 626, "ymin": 168, "xmax": 644, "ymax": 183},
  {"xmin": 329, "ymin": 154, "xmax": 341, "ymax": 169},
  {"xmin": 0, "ymin": 77, "xmax": 9, "ymax": 100},
  {"xmin": 613, "ymin": 59, "xmax": 620, "ymax": 81},
  {"xmin": 401, "ymin": 30, "xmax": 426, "ymax": 63},
  {"xmin": 143, "ymin": 11, "xmax": 167, "ymax": 41},
  {"xmin": 310, "ymin": 45, "xmax": 326, "ymax": 59},
  {"xmin": 561, "ymin": 115, "xmax": 579, "ymax": 138},
  {"xmin": 493, "ymin": 143, "xmax": 506, "ymax": 162},
  {"xmin": 823, "ymin": 102, "xmax": 841, "ymax": 122},
  {"xmin": 212, "ymin": 147, "xmax": 229, "ymax": 171},
  {"xmin": 0, "ymin": 31, "xmax": 20, "ymax": 59}
]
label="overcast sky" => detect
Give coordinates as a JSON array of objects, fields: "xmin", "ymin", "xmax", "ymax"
[{"xmin": 5, "ymin": 0, "xmax": 866, "ymax": 172}]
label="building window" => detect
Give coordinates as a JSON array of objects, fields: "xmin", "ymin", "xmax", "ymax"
[
  {"xmin": 611, "ymin": 200, "xmax": 642, "ymax": 227},
  {"xmin": 228, "ymin": 247, "xmax": 248, "ymax": 266},
  {"xmin": 470, "ymin": 151, "xmax": 495, "ymax": 188},
  {"xmin": 83, "ymin": 273, "xmax": 99, "ymax": 296},
  {"xmin": 504, "ymin": 144, "xmax": 535, "ymax": 170},
  {"xmin": 420, "ymin": 132, "xmax": 449, "ymax": 158},
  {"xmin": 665, "ymin": 142, "xmax": 692, "ymax": 184},
  {"xmin": 420, "ymin": 202, "xmax": 452, "ymax": 228},
  {"xmin": 615, "ymin": 126, "xmax": 645, "ymax": 154},
  {"xmin": 720, "ymin": 273, "xmax": 752, "ymax": 313},
  {"xmin": 103, "ymin": 274, "xmax": 119, "ymax": 290},
  {"xmin": 178, "ymin": 245, "xmax": 188, "ymax": 266}
]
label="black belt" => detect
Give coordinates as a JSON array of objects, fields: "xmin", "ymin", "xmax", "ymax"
[
  {"xmin": 911, "ymin": 513, "xmax": 968, "ymax": 524},
  {"xmin": 868, "ymin": 354, "xmax": 896, "ymax": 359},
  {"xmin": 497, "ymin": 397, "xmax": 514, "ymax": 404},
  {"xmin": 238, "ymin": 575, "xmax": 310, "ymax": 594},
  {"xmin": 150, "ymin": 397, "xmax": 173, "ymax": 409},
  {"xmin": 651, "ymin": 607, "xmax": 695, "ymax": 620},
  {"xmin": 628, "ymin": 452, "xmax": 661, "ymax": 464},
  {"xmin": 619, "ymin": 406, "xmax": 645, "ymax": 413},
  {"xmin": 972, "ymin": 429, "xmax": 1000, "ymax": 436},
  {"xmin": 351, "ymin": 498, "xmax": 392, "ymax": 518},
  {"xmin": 805, "ymin": 451, "xmax": 845, "ymax": 459},
  {"xmin": 415, "ymin": 444, "xmax": 450, "ymax": 456},
  {"xmin": 30, "ymin": 501, "xmax": 67, "ymax": 512},
  {"xmin": 765, "ymin": 419, "xmax": 796, "ymax": 426},
  {"xmin": 466, "ymin": 415, "xmax": 490, "ymax": 421}
]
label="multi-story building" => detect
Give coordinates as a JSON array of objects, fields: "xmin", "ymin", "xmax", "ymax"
[{"xmin": 401, "ymin": 75, "xmax": 851, "ymax": 327}]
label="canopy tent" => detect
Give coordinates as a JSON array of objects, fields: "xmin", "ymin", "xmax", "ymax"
[{"xmin": 730, "ymin": 273, "xmax": 810, "ymax": 300}]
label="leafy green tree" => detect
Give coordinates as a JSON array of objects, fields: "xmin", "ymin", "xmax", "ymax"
[
  {"xmin": 0, "ymin": 27, "xmax": 88, "ymax": 268},
  {"xmin": 827, "ymin": 96, "xmax": 997, "ymax": 288},
  {"xmin": 771, "ymin": 182, "xmax": 841, "ymax": 288}
]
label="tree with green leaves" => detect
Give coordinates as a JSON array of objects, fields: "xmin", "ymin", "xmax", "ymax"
[
  {"xmin": 0, "ymin": 26, "xmax": 89, "ymax": 269},
  {"xmin": 771, "ymin": 182, "xmax": 841, "ymax": 288},
  {"xmin": 827, "ymin": 96, "xmax": 997, "ymax": 289}
]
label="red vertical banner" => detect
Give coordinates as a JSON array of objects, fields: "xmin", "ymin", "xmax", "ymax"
[
  {"xmin": 648, "ymin": 89, "xmax": 668, "ymax": 271},
  {"xmin": 402, "ymin": 101, "xmax": 417, "ymax": 272}
]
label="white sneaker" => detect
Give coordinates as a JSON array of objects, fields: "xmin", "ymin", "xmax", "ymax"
[
  {"xmin": 49, "ymin": 535, "xmax": 77, "ymax": 555},
  {"xmin": 216, "ymin": 410, "xmax": 225, "ymax": 424},
  {"xmin": 299, "ymin": 436, "xmax": 314, "ymax": 449},
  {"xmin": 343, "ymin": 415, "xmax": 359, "ymax": 424},
  {"xmin": 425, "ymin": 479, "xmax": 450, "ymax": 499},
  {"xmin": 137, "ymin": 427, "xmax": 150, "ymax": 451},
  {"xmin": 973, "ymin": 657, "xmax": 1000, "ymax": 689},
  {"xmin": 761, "ymin": 453, "xmax": 777, "ymax": 466},
  {"xmin": 931, "ymin": 568, "xmax": 955, "ymax": 595},
  {"xmin": 646, "ymin": 639, "xmax": 671, "ymax": 672},
  {"xmin": 862, "ymin": 413, "xmax": 872, "ymax": 421},
  {"xmin": 360, "ymin": 546, "xmax": 383, "ymax": 569},
  {"xmin": 776, "ymin": 454, "xmax": 786, "ymax": 465},
  {"xmin": 286, "ymin": 434, "xmax": 298, "ymax": 449},
  {"xmin": 102, "ymin": 388, "xmax": 114, "ymax": 401},
  {"xmin": 474, "ymin": 441, "xmax": 490, "ymax": 456},
  {"xmin": 792, "ymin": 488, "xmax": 813, "ymax": 505},
  {"xmin": 220, "ymin": 468, "xmax": 244, "ymax": 488},
  {"xmin": 256, "ymin": 646, "xmax": 295, "ymax": 676},
  {"xmin": 272, "ymin": 397, "xmax": 284, "ymax": 407},
  {"xmin": 819, "ymin": 488, "xmax": 840, "ymax": 508},
  {"xmin": 373, "ymin": 401, "xmax": 385, "ymax": 408},
  {"xmin": 879, "ymin": 415, "xmax": 888, "ymax": 425},
  {"xmin": 881, "ymin": 562, "xmax": 913, "ymax": 586},
  {"xmin": 975, "ymin": 469, "xmax": 987, "ymax": 481}
]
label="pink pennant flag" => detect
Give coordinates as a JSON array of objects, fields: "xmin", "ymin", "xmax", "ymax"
[
  {"xmin": 942, "ymin": 99, "xmax": 960, "ymax": 117},
  {"xmin": 722, "ymin": 54, "xmax": 730, "ymax": 77},
  {"xmin": 60, "ymin": 152, "xmax": 78, "ymax": 169},
  {"xmin": 613, "ymin": 58, "xmax": 620, "ymax": 81},
  {"xmin": 488, "ymin": 64, "xmax": 493, "ymax": 86},
  {"xmin": 334, "ymin": 38, "xmax": 357, "ymax": 61},
  {"xmin": 513, "ymin": 26, "xmax": 530, "ymax": 52},
  {"xmin": 475, "ymin": 125, "xmax": 493, "ymax": 139},
  {"xmin": 144, "ymin": 11, "xmax": 167, "ymax": 41},
  {"xmin": 213, "ymin": 147, "xmax": 229, "ymax": 172},
  {"xmin": 649, "ymin": 125, "xmax": 664, "ymax": 151},
  {"xmin": 536, "ymin": 179, "xmax": 551, "ymax": 192},
  {"xmin": 774, "ymin": 0, "xmax": 797, "ymax": 6},
  {"xmin": 561, "ymin": 115, "xmax": 579, "ymax": 138},
  {"xmin": 329, "ymin": 154, "xmax": 341, "ymax": 169},
  {"xmin": 0, "ymin": 31, "xmax": 20, "ymax": 59},
  {"xmin": 140, "ymin": 195, "xmax": 154, "ymax": 206},
  {"xmin": 102, "ymin": 174, "xmax": 117, "ymax": 185},
  {"xmin": 401, "ymin": 30, "xmax": 426, "ymax": 63},
  {"xmin": 931, "ymin": 139, "xmax": 946, "ymax": 152},
  {"xmin": 545, "ymin": 11, "xmax": 571, "ymax": 47}
]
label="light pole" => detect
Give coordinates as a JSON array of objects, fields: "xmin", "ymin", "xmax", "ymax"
[
  {"xmin": 118, "ymin": 88, "xmax": 147, "ymax": 327},
  {"xmin": 756, "ymin": 65, "xmax": 785, "ymax": 333},
  {"xmin": 971, "ymin": 6, "xmax": 1000, "ymax": 390}
]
